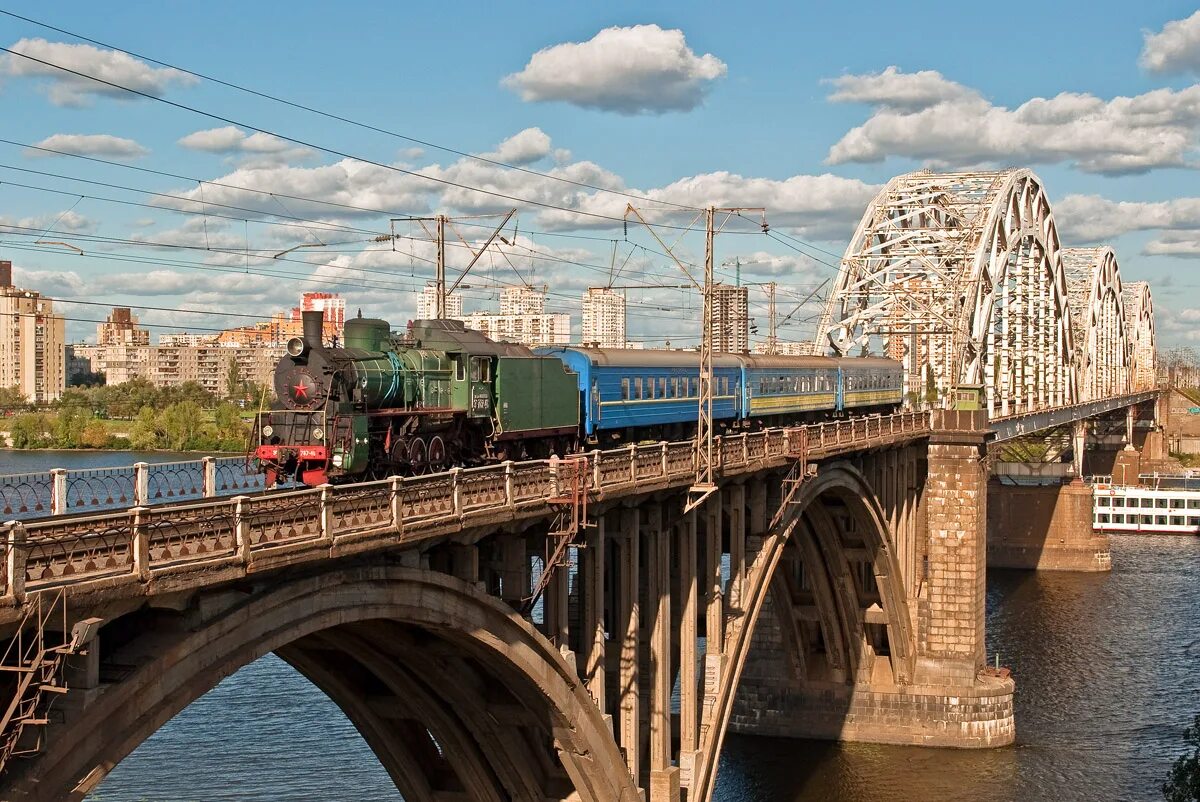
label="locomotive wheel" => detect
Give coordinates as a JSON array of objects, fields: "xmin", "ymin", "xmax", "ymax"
[
  {"xmin": 407, "ymin": 437, "xmax": 428, "ymax": 475},
  {"xmin": 428, "ymin": 435, "xmax": 448, "ymax": 473}
]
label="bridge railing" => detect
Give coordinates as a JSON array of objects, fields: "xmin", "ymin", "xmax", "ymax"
[
  {"xmin": 0, "ymin": 456, "xmax": 287, "ymax": 520},
  {"xmin": 0, "ymin": 411, "xmax": 932, "ymax": 604}
]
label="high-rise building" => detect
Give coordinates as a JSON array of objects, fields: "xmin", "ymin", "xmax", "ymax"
[
  {"xmin": 711, "ymin": 284, "xmax": 749, "ymax": 353},
  {"xmin": 460, "ymin": 312, "xmax": 570, "ymax": 347},
  {"xmin": 96, "ymin": 307, "xmax": 150, "ymax": 347},
  {"xmin": 415, "ymin": 283, "xmax": 464, "ymax": 319},
  {"xmin": 70, "ymin": 341, "xmax": 284, "ymax": 396},
  {"xmin": 581, "ymin": 288, "xmax": 626, "ymax": 348},
  {"xmin": 500, "ymin": 286, "xmax": 547, "ymax": 316},
  {"xmin": 294, "ymin": 292, "xmax": 346, "ymax": 338},
  {"xmin": 0, "ymin": 260, "xmax": 66, "ymax": 402}
]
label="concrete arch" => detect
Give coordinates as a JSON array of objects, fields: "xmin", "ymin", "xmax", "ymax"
[
  {"xmin": 691, "ymin": 462, "xmax": 912, "ymax": 802},
  {"xmin": 6, "ymin": 567, "xmax": 639, "ymax": 802}
]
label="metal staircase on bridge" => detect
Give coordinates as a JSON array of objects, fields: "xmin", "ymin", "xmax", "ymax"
[
  {"xmin": 522, "ymin": 456, "xmax": 593, "ymax": 615},
  {"xmin": 0, "ymin": 589, "xmax": 75, "ymax": 775}
]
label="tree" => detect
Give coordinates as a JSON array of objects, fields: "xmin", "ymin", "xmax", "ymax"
[
  {"xmin": 225, "ymin": 356, "xmax": 243, "ymax": 400},
  {"xmin": 242, "ymin": 380, "xmax": 276, "ymax": 410},
  {"xmin": 159, "ymin": 401, "xmax": 205, "ymax": 451},
  {"xmin": 213, "ymin": 402, "xmax": 249, "ymax": 451},
  {"xmin": 53, "ymin": 406, "xmax": 88, "ymax": 448},
  {"xmin": 0, "ymin": 385, "xmax": 27, "ymax": 411},
  {"xmin": 8, "ymin": 413, "xmax": 51, "ymax": 449},
  {"xmin": 128, "ymin": 406, "xmax": 163, "ymax": 450},
  {"xmin": 79, "ymin": 419, "xmax": 112, "ymax": 449},
  {"xmin": 1164, "ymin": 715, "xmax": 1200, "ymax": 801}
]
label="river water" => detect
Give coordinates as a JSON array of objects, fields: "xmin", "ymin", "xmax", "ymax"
[{"xmin": 6, "ymin": 452, "xmax": 1194, "ymax": 801}]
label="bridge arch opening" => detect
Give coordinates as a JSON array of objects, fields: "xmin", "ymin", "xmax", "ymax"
[
  {"xmin": 693, "ymin": 463, "xmax": 914, "ymax": 799},
  {"xmin": 7, "ymin": 567, "xmax": 637, "ymax": 802}
]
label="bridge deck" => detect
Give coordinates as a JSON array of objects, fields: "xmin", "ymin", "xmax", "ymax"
[{"xmin": 0, "ymin": 412, "xmax": 931, "ymax": 628}]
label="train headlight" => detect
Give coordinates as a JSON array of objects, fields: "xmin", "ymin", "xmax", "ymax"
[
  {"xmin": 312, "ymin": 427, "xmax": 324, "ymax": 440},
  {"xmin": 331, "ymin": 452, "xmax": 344, "ymax": 468},
  {"xmin": 261, "ymin": 425, "xmax": 274, "ymax": 438},
  {"xmin": 286, "ymin": 337, "xmax": 306, "ymax": 358}
]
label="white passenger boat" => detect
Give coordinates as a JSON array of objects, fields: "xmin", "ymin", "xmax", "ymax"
[{"xmin": 1090, "ymin": 473, "xmax": 1200, "ymax": 534}]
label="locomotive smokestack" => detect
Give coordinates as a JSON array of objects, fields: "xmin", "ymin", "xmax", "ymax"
[{"xmin": 302, "ymin": 309, "xmax": 324, "ymax": 349}]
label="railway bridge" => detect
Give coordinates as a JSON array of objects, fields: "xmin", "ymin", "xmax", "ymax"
[{"xmin": 0, "ymin": 168, "xmax": 1162, "ymax": 801}]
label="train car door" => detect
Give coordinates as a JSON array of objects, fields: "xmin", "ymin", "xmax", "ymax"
[{"xmin": 469, "ymin": 356, "xmax": 493, "ymax": 418}]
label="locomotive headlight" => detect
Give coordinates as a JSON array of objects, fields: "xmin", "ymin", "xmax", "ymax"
[
  {"xmin": 286, "ymin": 336, "xmax": 306, "ymax": 358},
  {"xmin": 312, "ymin": 427, "xmax": 324, "ymax": 440},
  {"xmin": 261, "ymin": 425, "xmax": 274, "ymax": 438}
]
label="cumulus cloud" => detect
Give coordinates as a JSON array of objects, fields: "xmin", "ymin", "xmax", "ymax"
[
  {"xmin": 826, "ymin": 66, "xmax": 1200, "ymax": 175},
  {"xmin": 480, "ymin": 127, "xmax": 552, "ymax": 165},
  {"xmin": 28, "ymin": 133, "xmax": 148, "ymax": 159},
  {"xmin": 0, "ymin": 209, "xmax": 95, "ymax": 236},
  {"xmin": 177, "ymin": 126, "xmax": 314, "ymax": 166},
  {"xmin": 503, "ymin": 24, "xmax": 726, "ymax": 114},
  {"xmin": 1055, "ymin": 194, "xmax": 1200, "ymax": 243},
  {"xmin": 1141, "ymin": 11, "xmax": 1200, "ymax": 74},
  {"xmin": 1, "ymin": 38, "xmax": 196, "ymax": 107}
]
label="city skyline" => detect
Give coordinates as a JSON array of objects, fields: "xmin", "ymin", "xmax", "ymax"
[{"xmin": 0, "ymin": 3, "xmax": 1194, "ymax": 353}]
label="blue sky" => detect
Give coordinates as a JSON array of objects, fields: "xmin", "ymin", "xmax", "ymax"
[{"xmin": 2, "ymin": 1, "xmax": 1199, "ymax": 346}]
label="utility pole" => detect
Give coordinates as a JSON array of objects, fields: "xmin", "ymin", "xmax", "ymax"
[
  {"xmin": 435, "ymin": 214, "xmax": 447, "ymax": 319},
  {"xmin": 624, "ymin": 204, "xmax": 767, "ymax": 514},
  {"xmin": 767, "ymin": 281, "xmax": 777, "ymax": 355},
  {"xmin": 388, "ymin": 210, "xmax": 517, "ymax": 319}
]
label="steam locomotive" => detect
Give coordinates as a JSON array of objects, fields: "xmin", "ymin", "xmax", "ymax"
[{"xmin": 252, "ymin": 309, "xmax": 904, "ymax": 486}]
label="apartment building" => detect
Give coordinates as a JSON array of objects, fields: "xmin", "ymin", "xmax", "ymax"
[
  {"xmin": 414, "ymin": 282, "xmax": 464, "ymax": 319},
  {"xmin": 0, "ymin": 260, "xmax": 66, "ymax": 402},
  {"xmin": 581, "ymin": 288, "xmax": 626, "ymax": 348}
]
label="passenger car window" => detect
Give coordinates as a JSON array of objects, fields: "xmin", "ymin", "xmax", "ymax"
[{"xmin": 621, "ymin": 378, "xmax": 630, "ymax": 400}]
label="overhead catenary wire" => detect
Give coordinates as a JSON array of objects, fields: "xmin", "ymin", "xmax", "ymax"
[
  {"xmin": 0, "ymin": 8, "xmax": 703, "ymax": 214},
  {"xmin": 0, "ymin": 44, "xmax": 729, "ymax": 232}
]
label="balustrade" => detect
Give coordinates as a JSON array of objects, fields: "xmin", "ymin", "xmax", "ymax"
[{"xmin": 0, "ymin": 412, "xmax": 931, "ymax": 603}]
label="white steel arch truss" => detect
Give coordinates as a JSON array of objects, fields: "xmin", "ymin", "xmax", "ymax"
[
  {"xmin": 1061, "ymin": 247, "xmax": 1129, "ymax": 401},
  {"xmin": 1122, "ymin": 281, "xmax": 1157, "ymax": 391},
  {"xmin": 818, "ymin": 169, "xmax": 1077, "ymax": 416}
]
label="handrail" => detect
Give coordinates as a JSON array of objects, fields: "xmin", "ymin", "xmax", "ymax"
[{"xmin": 0, "ymin": 411, "xmax": 933, "ymax": 606}]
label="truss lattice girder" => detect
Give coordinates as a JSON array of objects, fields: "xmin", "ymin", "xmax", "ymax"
[
  {"xmin": 1061, "ymin": 247, "xmax": 1130, "ymax": 401},
  {"xmin": 819, "ymin": 169, "xmax": 1078, "ymax": 417},
  {"xmin": 1123, "ymin": 281, "xmax": 1157, "ymax": 391}
]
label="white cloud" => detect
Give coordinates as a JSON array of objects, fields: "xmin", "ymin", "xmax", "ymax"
[
  {"xmin": 0, "ymin": 209, "xmax": 95, "ymax": 236},
  {"xmin": 480, "ymin": 127, "xmax": 552, "ymax": 165},
  {"xmin": 29, "ymin": 133, "xmax": 148, "ymax": 159},
  {"xmin": 826, "ymin": 66, "xmax": 976, "ymax": 110},
  {"xmin": 503, "ymin": 24, "xmax": 726, "ymax": 114},
  {"xmin": 177, "ymin": 126, "xmax": 313, "ymax": 167},
  {"xmin": 1141, "ymin": 11, "xmax": 1200, "ymax": 74},
  {"xmin": 1055, "ymin": 194, "xmax": 1200, "ymax": 242},
  {"xmin": 1, "ymin": 38, "xmax": 196, "ymax": 107},
  {"xmin": 826, "ymin": 66, "xmax": 1200, "ymax": 175}
]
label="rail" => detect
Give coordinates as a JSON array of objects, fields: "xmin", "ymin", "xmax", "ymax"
[
  {"xmin": 0, "ymin": 412, "xmax": 931, "ymax": 607},
  {"xmin": 0, "ymin": 456, "xmax": 295, "ymax": 520}
]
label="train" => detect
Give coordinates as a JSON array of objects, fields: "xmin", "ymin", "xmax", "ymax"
[{"xmin": 252, "ymin": 309, "xmax": 905, "ymax": 486}]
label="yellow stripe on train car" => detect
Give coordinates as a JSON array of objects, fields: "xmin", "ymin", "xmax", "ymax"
[
  {"xmin": 843, "ymin": 390, "xmax": 902, "ymax": 405},
  {"xmin": 749, "ymin": 393, "xmax": 837, "ymax": 413}
]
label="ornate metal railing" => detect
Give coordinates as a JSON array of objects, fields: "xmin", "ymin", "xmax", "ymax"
[
  {"xmin": 0, "ymin": 412, "xmax": 931, "ymax": 604},
  {"xmin": 0, "ymin": 456, "xmax": 294, "ymax": 520}
]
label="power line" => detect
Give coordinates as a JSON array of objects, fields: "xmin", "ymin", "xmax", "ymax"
[
  {"xmin": 0, "ymin": 44, "xmax": 726, "ymax": 231},
  {"xmin": 0, "ymin": 8, "xmax": 702, "ymax": 213}
]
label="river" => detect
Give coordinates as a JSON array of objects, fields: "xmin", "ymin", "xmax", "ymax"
[{"xmin": 8, "ymin": 453, "xmax": 1194, "ymax": 801}]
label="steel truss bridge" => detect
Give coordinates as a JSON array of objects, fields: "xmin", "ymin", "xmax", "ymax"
[
  {"xmin": 818, "ymin": 168, "xmax": 1157, "ymax": 416},
  {"xmin": 0, "ymin": 168, "xmax": 1162, "ymax": 802}
]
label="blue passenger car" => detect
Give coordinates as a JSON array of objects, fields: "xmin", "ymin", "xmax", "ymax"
[
  {"xmin": 537, "ymin": 347, "xmax": 743, "ymax": 439},
  {"xmin": 838, "ymin": 357, "xmax": 905, "ymax": 411},
  {"xmin": 739, "ymin": 355, "xmax": 842, "ymax": 420}
]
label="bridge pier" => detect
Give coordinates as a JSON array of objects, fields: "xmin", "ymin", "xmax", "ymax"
[{"xmin": 731, "ymin": 412, "xmax": 1015, "ymax": 749}]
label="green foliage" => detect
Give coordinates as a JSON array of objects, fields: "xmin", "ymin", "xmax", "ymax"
[
  {"xmin": 1164, "ymin": 715, "xmax": 1200, "ymax": 801},
  {"xmin": 225, "ymin": 357, "xmax": 243, "ymax": 400},
  {"xmin": 79, "ymin": 419, "xmax": 112, "ymax": 449},
  {"xmin": 53, "ymin": 404, "xmax": 88, "ymax": 448},
  {"xmin": 0, "ymin": 385, "xmax": 28, "ymax": 411},
  {"xmin": 129, "ymin": 406, "xmax": 163, "ymax": 450},
  {"xmin": 8, "ymin": 413, "xmax": 51, "ymax": 448},
  {"xmin": 159, "ymin": 401, "xmax": 205, "ymax": 451}
]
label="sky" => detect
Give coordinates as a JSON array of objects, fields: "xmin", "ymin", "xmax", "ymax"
[{"xmin": 2, "ymin": 1, "xmax": 1200, "ymax": 348}]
